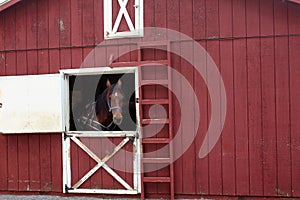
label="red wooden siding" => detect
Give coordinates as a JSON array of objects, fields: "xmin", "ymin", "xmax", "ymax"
[{"xmin": 0, "ymin": 0, "xmax": 300, "ymax": 198}]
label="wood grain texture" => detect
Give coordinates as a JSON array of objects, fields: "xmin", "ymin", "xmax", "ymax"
[{"xmin": 0, "ymin": 0, "xmax": 299, "ymax": 197}]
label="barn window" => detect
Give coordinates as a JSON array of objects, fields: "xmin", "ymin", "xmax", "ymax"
[
  {"xmin": 61, "ymin": 67, "xmax": 139, "ymax": 134},
  {"xmin": 104, "ymin": 0, "xmax": 144, "ymax": 39}
]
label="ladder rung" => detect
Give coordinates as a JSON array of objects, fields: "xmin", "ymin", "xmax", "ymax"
[
  {"xmin": 138, "ymin": 41, "xmax": 169, "ymax": 48},
  {"xmin": 143, "ymin": 177, "xmax": 171, "ymax": 183},
  {"xmin": 141, "ymin": 119, "xmax": 169, "ymax": 125},
  {"xmin": 139, "ymin": 60, "xmax": 168, "ymax": 66},
  {"xmin": 141, "ymin": 80, "xmax": 168, "ymax": 85},
  {"xmin": 142, "ymin": 158, "xmax": 170, "ymax": 164},
  {"xmin": 142, "ymin": 138, "xmax": 170, "ymax": 144},
  {"xmin": 140, "ymin": 99, "xmax": 169, "ymax": 105}
]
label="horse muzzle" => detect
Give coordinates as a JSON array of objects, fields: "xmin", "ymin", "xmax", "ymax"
[{"xmin": 113, "ymin": 115, "xmax": 123, "ymax": 125}]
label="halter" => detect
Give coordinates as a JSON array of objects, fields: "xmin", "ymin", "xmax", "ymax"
[
  {"xmin": 107, "ymin": 97, "xmax": 122, "ymax": 112},
  {"xmin": 80, "ymin": 101, "xmax": 116, "ymax": 131}
]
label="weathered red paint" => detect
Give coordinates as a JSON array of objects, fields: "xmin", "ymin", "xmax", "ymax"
[{"xmin": 0, "ymin": 0, "xmax": 300, "ymax": 198}]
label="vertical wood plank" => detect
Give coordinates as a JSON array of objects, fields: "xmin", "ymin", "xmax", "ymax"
[
  {"xmin": 195, "ymin": 41, "xmax": 209, "ymax": 195},
  {"xmin": 207, "ymin": 40, "xmax": 222, "ymax": 195},
  {"xmin": 71, "ymin": 48, "xmax": 83, "ymax": 69},
  {"xmin": 219, "ymin": 0, "xmax": 232, "ymax": 38},
  {"xmin": 171, "ymin": 44, "xmax": 183, "ymax": 196},
  {"xmin": 193, "ymin": 0, "xmax": 206, "ymax": 39},
  {"xmin": 289, "ymin": 36, "xmax": 300, "ymax": 197},
  {"xmin": 144, "ymin": 0, "xmax": 155, "ymax": 28},
  {"xmin": 51, "ymin": 134, "xmax": 62, "ymax": 192},
  {"xmin": 154, "ymin": 0, "xmax": 169, "ymax": 195},
  {"xmin": 49, "ymin": 50, "xmax": 60, "ymax": 74},
  {"xmin": 233, "ymin": 39, "xmax": 249, "ymax": 195},
  {"xmin": 220, "ymin": 40, "xmax": 235, "ymax": 195},
  {"xmin": 179, "ymin": 0, "xmax": 196, "ymax": 194},
  {"xmin": 27, "ymin": 50, "xmax": 40, "ymax": 191},
  {"xmin": 15, "ymin": 1, "xmax": 27, "ymax": 50},
  {"xmin": 15, "ymin": 54, "xmax": 28, "ymax": 191},
  {"xmin": 38, "ymin": 46, "xmax": 52, "ymax": 191},
  {"xmin": 0, "ymin": 50, "xmax": 7, "ymax": 190},
  {"xmin": 0, "ymin": 51, "xmax": 4, "ymax": 75},
  {"xmin": 288, "ymin": 2, "xmax": 300, "ymax": 34},
  {"xmin": 0, "ymin": 55, "xmax": 6, "ymax": 191},
  {"xmin": 17, "ymin": 134, "xmax": 29, "ymax": 191},
  {"xmin": 247, "ymin": 38, "xmax": 263, "ymax": 196},
  {"xmin": 71, "ymin": 0, "xmax": 83, "ymax": 46},
  {"xmin": 0, "ymin": 134, "xmax": 8, "ymax": 190},
  {"xmin": 40, "ymin": 136, "xmax": 52, "ymax": 192},
  {"xmin": 29, "ymin": 135, "xmax": 40, "ymax": 191},
  {"xmin": 167, "ymin": 0, "xmax": 179, "ymax": 33},
  {"xmin": 232, "ymin": 0, "xmax": 246, "ymax": 38},
  {"xmin": 167, "ymin": 0, "xmax": 181, "ymax": 195},
  {"xmin": 0, "ymin": 13, "xmax": 4, "ymax": 51},
  {"xmin": 205, "ymin": 0, "xmax": 219, "ymax": 38},
  {"xmin": 180, "ymin": 0, "xmax": 193, "ymax": 37},
  {"xmin": 59, "ymin": 0, "xmax": 71, "ymax": 47},
  {"xmin": 16, "ymin": 51, "xmax": 27, "ymax": 75},
  {"xmin": 260, "ymin": 0, "xmax": 274, "ymax": 36},
  {"xmin": 274, "ymin": 0, "xmax": 288, "ymax": 35},
  {"xmin": 142, "ymin": 1, "xmax": 156, "ymax": 195},
  {"xmin": 37, "ymin": 0, "xmax": 49, "ymax": 49},
  {"xmin": 38, "ymin": 50, "xmax": 49, "ymax": 74},
  {"xmin": 5, "ymin": 50, "xmax": 18, "ymax": 191},
  {"xmin": 246, "ymin": 0, "xmax": 260, "ymax": 37},
  {"xmin": 7, "ymin": 135, "xmax": 18, "ymax": 191},
  {"xmin": 260, "ymin": 37, "xmax": 277, "ymax": 196},
  {"xmin": 48, "ymin": 0, "xmax": 60, "ymax": 48},
  {"xmin": 60, "ymin": 49, "xmax": 72, "ymax": 69},
  {"xmin": 82, "ymin": 0, "xmax": 95, "ymax": 46},
  {"xmin": 94, "ymin": 0, "xmax": 103, "ymax": 43},
  {"xmin": 26, "ymin": 0, "xmax": 37, "ymax": 49},
  {"xmin": 5, "ymin": 52, "xmax": 16, "ymax": 76},
  {"xmin": 70, "ymin": 139, "xmax": 79, "ymax": 187},
  {"xmin": 27, "ymin": 51, "xmax": 38, "ymax": 75},
  {"xmin": 4, "ymin": 7, "xmax": 16, "ymax": 51},
  {"xmin": 275, "ymin": 37, "xmax": 292, "ymax": 197}
]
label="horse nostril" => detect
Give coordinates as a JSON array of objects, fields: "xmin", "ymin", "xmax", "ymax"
[{"xmin": 113, "ymin": 116, "xmax": 123, "ymax": 125}]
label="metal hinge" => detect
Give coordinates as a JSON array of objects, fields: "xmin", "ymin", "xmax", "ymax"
[{"xmin": 65, "ymin": 184, "xmax": 74, "ymax": 192}]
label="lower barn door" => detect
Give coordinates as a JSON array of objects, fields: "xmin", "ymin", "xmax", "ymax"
[{"xmin": 63, "ymin": 133, "xmax": 141, "ymax": 194}]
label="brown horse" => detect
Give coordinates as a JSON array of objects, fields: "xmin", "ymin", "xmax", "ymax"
[{"xmin": 77, "ymin": 79, "xmax": 124, "ymax": 131}]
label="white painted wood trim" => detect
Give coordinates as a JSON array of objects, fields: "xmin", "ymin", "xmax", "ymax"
[{"xmin": 104, "ymin": 0, "xmax": 144, "ymax": 39}]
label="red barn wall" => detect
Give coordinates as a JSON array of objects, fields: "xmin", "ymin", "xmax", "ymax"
[{"xmin": 0, "ymin": 0, "xmax": 300, "ymax": 198}]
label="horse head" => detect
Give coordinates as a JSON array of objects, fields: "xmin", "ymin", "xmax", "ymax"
[{"xmin": 106, "ymin": 79, "xmax": 124, "ymax": 126}]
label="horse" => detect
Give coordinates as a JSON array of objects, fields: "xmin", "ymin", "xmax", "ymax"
[{"xmin": 77, "ymin": 79, "xmax": 124, "ymax": 131}]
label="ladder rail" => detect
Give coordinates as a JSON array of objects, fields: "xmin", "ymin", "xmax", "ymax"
[{"xmin": 138, "ymin": 41, "xmax": 174, "ymax": 200}]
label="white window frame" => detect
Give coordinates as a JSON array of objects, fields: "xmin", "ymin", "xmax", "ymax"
[{"xmin": 104, "ymin": 0, "xmax": 144, "ymax": 39}]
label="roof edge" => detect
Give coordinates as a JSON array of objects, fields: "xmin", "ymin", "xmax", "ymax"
[
  {"xmin": 0, "ymin": 0, "xmax": 21, "ymax": 13},
  {"xmin": 287, "ymin": 0, "xmax": 300, "ymax": 4}
]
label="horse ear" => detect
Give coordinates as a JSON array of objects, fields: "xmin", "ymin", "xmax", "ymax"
[
  {"xmin": 106, "ymin": 79, "xmax": 111, "ymax": 88},
  {"xmin": 117, "ymin": 79, "xmax": 122, "ymax": 88}
]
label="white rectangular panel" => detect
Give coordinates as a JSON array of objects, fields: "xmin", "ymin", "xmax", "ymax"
[{"xmin": 0, "ymin": 74, "xmax": 63, "ymax": 133}]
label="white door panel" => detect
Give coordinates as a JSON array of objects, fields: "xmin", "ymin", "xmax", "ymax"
[{"xmin": 0, "ymin": 74, "xmax": 63, "ymax": 133}]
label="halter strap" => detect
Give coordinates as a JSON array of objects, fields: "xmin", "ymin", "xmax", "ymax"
[
  {"xmin": 107, "ymin": 97, "xmax": 122, "ymax": 112},
  {"xmin": 81, "ymin": 101, "xmax": 116, "ymax": 131}
]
